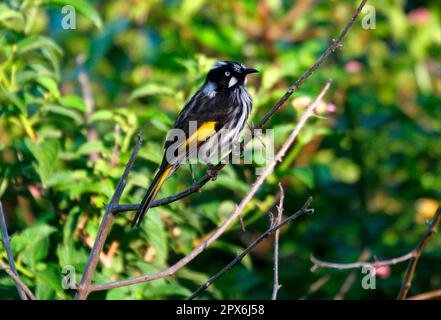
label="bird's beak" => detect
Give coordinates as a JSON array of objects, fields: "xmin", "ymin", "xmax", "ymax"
[{"xmin": 244, "ymin": 68, "xmax": 259, "ymax": 74}]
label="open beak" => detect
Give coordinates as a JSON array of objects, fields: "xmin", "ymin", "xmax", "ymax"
[{"xmin": 244, "ymin": 68, "xmax": 259, "ymax": 74}]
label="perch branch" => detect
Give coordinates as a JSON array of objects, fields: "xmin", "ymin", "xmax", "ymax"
[
  {"xmin": 74, "ymin": 135, "xmax": 142, "ymax": 300},
  {"xmin": 187, "ymin": 197, "xmax": 313, "ymax": 300},
  {"xmin": 0, "ymin": 201, "xmax": 28, "ymax": 300},
  {"xmin": 271, "ymin": 183, "xmax": 284, "ymax": 300},
  {"xmin": 89, "ymin": 82, "xmax": 331, "ymax": 293},
  {"xmin": 111, "ymin": 0, "xmax": 367, "ymax": 214}
]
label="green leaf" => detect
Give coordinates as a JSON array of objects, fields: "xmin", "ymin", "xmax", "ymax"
[
  {"xmin": 11, "ymin": 224, "xmax": 56, "ymax": 253},
  {"xmin": 76, "ymin": 141, "xmax": 105, "ymax": 156},
  {"xmin": 58, "ymin": 95, "xmax": 87, "ymax": 112},
  {"xmin": 88, "ymin": 110, "xmax": 114, "ymax": 123},
  {"xmin": 142, "ymin": 213, "xmax": 168, "ymax": 266},
  {"xmin": 291, "ymin": 167, "xmax": 315, "ymax": 188},
  {"xmin": 144, "ymin": 283, "xmax": 192, "ymax": 298},
  {"xmin": 21, "ymin": 238, "xmax": 50, "ymax": 267},
  {"xmin": 0, "ymin": 4, "xmax": 25, "ymax": 28},
  {"xmin": 45, "ymin": 0, "xmax": 103, "ymax": 29},
  {"xmin": 176, "ymin": 268, "xmax": 222, "ymax": 299},
  {"xmin": 25, "ymin": 139, "xmax": 60, "ymax": 188},
  {"xmin": 44, "ymin": 105, "xmax": 83, "ymax": 123},
  {"xmin": 330, "ymin": 158, "xmax": 361, "ymax": 184},
  {"xmin": 37, "ymin": 77, "xmax": 60, "ymax": 97},
  {"xmin": 130, "ymin": 83, "xmax": 175, "ymax": 101},
  {"xmin": 16, "ymin": 35, "xmax": 62, "ymax": 55},
  {"xmin": 35, "ymin": 264, "xmax": 69, "ymax": 299},
  {"xmin": 11, "ymin": 224, "xmax": 56, "ymax": 267},
  {"xmin": 57, "ymin": 243, "xmax": 88, "ymax": 271},
  {"xmin": 45, "ymin": 170, "xmax": 85, "ymax": 188}
]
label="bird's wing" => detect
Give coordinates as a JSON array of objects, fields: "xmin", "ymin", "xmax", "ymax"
[{"xmin": 162, "ymin": 89, "xmax": 233, "ymax": 165}]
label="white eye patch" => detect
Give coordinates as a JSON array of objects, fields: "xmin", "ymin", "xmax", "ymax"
[
  {"xmin": 228, "ymin": 76, "xmax": 238, "ymax": 88},
  {"xmin": 225, "ymin": 71, "xmax": 230, "ymax": 76}
]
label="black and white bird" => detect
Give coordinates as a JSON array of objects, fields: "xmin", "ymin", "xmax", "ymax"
[{"xmin": 132, "ymin": 61, "xmax": 258, "ymax": 227}]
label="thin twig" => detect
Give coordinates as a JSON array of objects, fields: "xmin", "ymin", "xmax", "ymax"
[
  {"xmin": 0, "ymin": 259, "xmax": 36, "ymax": 300},
  {"xmin": 188, "ymin": 197, "xmax": 313, "ymax": 300},
  {"xmin": 74, "ymin": 135, "xmax": 142, "ymax": 300},
  {"xmin": 0, "ymin": 201, "xmax": 28, "ymax": 300},
  {"xmin": 257, "ymin": 0, "xmax": 367, "ymax": 129},
  {"xmin": 111, "ymin": 0, "xmax": 367, "ymax": 214},
  {"xmin": 311, "ymin": 252, "xmax": 415, "ymax": 270},
  {"xmin": 271, "ymin": 183, "xmax": 284, "ymax": 300},
  {"xmin": 407, "ymin": 289, "xmax": 441, "ymax": 300},
  {"xmin": 397, "ymin": 203, "xmax": 441, "ymax": 299},
  {"xmin": 77, "ymin": 54, "xmax": 99, "ymax": 162},
  {"xmin": 310, "ymin": 203, "xmax": 441, "ymax": 300},
  {"xmin": 89, "ymin": 82, "xmax": 331, "ymax": 293}
]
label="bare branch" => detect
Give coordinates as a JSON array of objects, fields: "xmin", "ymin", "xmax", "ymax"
[
  {"xmin": 397, "ymin": 203, "xmax": 441, "ymax": 299},
  {"xmin": 0, "ymin": 259, "xmax": 36, "ymax": 300},
  {"xmin": 188, "ymin": 197, "xmax": 313, "ymax": 300},
  {"xmin": 74, "ymin": 135, "xmax": 142, "ymax": 300},
  {"xmin": 310, "ymin": 202, "xmax": 441, "ymax": 300},
  {"xmin": 271, "ymin": 183, "xmax": 284, "ymax": 300},
  {"xmin": 310, "ymin": 252, "xmax": 414, "ymax": 270},
  {"xmin": 407, "ymin": 289, "xmax": 441, "ymax": 301},
  {"xmin": 89, "ymin": 81, "xmax": 330, "ymax": 293},
  {"xmin": 111, "ymin": 0, "xmax": 368, "ymax": 214},
  {"xmin": 0, "ymin": 201, "xmax": 28, "ymax": 300}
]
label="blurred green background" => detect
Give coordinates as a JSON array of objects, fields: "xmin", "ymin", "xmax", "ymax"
[{"xmin": 0, "ymin": 0, "xmax": 440, "ymax": 300}]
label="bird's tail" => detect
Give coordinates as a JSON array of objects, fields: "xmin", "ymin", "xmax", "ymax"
[{"xmin": 131, "ymin": 166, "xmax": 173, "ymax": 227}]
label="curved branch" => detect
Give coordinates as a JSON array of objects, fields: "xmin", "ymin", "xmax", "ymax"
[{"xmin": 310, "ymin": 252, "xmax": 415, "ymax": 270}]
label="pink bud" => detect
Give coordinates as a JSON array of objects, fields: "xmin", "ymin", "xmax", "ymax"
[
  {"xmin": 345, "ymin": 61, "xmax": 363, "ymax": 73},
  {"xmin": 326, "ymin": 103, "xmax": 337, "ymax": 113},
  {"xmin": 408, "ymin": 8, "xmax": 430, "ymax": 25},
  {"xmin": 375, "ymin": 265, "xmax": 391, "ymax": 279}
]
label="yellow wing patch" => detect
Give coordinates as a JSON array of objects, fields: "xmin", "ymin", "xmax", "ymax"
[{"xmin": 185, "ymin": 121, "xmax": 217, "ymax": 146}]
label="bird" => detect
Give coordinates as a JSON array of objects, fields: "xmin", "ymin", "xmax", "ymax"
[{"xmin": 131, "ymin": 61, "xmax": 258, "ymax": 227}]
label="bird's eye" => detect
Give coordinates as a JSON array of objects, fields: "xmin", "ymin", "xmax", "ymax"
[{"xmin": 225, "ymin": 71, "xmax": 230, "ymax": 77}]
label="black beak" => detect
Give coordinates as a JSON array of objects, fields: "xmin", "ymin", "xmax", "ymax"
[{"xmin": 244, "ymin": 68, "xmax": 259, "ymax": 74}]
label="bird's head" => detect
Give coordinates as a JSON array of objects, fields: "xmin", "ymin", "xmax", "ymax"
[{"xmin": 205, "ymin": 61, "xmax": 258, "ymax": 92}]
